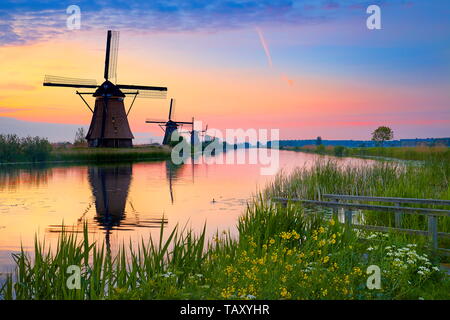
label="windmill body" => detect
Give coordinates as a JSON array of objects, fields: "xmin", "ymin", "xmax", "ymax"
[
  {"xmin": 87, "ymin": 81, "xmax": 134, "ymax": 147},
  {"xmin": 43, "ymin": 30, "xmax": 167, "ymax": 148},
  {"xmin": 162, "ymin": 120, "xmax": 180, "ymax": 145}
]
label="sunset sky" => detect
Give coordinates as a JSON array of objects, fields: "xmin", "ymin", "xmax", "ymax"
[{"xmin": 0, "ymin": 0, "xmax": 449, "ymax": 143}]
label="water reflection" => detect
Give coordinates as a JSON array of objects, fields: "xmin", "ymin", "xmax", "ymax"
[
  {"xmin": 47, "ymin": 163, "xmax": 169, "ymax": 250},
  {"xmin": 0, "ymin": 150, "xmax": 377, "ymax": 273},
  {"xmin": 0, "ymin": 165, "xmax": 52, "ymax": 191},
  {"xmin": 89, "ymin": 165, "xmax": 131, "ymax": 249}
]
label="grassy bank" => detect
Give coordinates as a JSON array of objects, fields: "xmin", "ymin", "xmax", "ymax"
[
  {"xmin": 49, "ymin": 146, "xmax": 171, "ymax": 163},
  {"xmin": 282, "ymin": 145, "xmax": 450, "ymax": 161},
  {"xmin": 1, "ymin": 159, "xmax": 449, "ymax": 300},
  {"xmin": 0, "ymin": 134, "xmax": 172, "ymax": 164}
]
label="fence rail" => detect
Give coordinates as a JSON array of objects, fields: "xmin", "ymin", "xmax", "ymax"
[
  {"xmin": 272, "ymin": 195, "xmax": 450, "ymax": 255},
  {"xmin": 322, "ymin": 194, "xmax": 450, "ymax": 206}
]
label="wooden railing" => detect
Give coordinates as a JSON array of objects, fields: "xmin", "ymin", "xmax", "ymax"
[{"xmin": 272, "ymin": 194, "xmax": 450, "ymax": 255}]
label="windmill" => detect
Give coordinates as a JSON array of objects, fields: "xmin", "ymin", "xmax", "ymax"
[
  {"xmin": 43, "ymin": 30, "xmax": 167, "ymax": 148},
  {"xmin": 145, "ymin": 98, "xmax": 193, "ymax": 145}
]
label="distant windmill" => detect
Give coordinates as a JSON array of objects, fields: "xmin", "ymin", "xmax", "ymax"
[
  {"xmin": 145, "ymin": 98, "xmax": 193, "ymax": 145},
  {"xmin": 185, "ymin": 123, "xmax": 209, "ymax": 147},
  {"xmin": 43, "ymin": 30, "xmax": 167, "ymax": 148}
]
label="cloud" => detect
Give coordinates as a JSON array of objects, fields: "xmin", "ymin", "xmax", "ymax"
[
  {"xmin": 0, "ymin": 0, "xmax": 413, "ymax": 46},
  {"xmin": 256, "ymin": 27, "xmax": 272, "ymax": 68}
]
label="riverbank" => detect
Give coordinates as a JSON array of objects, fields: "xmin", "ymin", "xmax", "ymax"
[
  {"xmin": 281, "ymin": 145, "xmax": 450, "ymax": 162},
  {"xmin": 1, "ymin": 159, "xmax": 449, "ymax": 300},
  {"xmin": 49, "ymin": 146, "xmax": 172, "ymax": 162},
  {"xmin": 0, "ymin": 145, "xmax": 172, "ymax": 165}
]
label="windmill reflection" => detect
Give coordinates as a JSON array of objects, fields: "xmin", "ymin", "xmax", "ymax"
[
  {"xmin": 165, "ymin": 158, "xmax": 198, "ymax": 204},
  {"xmin": 165, "ymin": 160, "xmax": 182, "ymax": 204},
  {"xmin": 88, "ymin": 165, "xmax": 132, "ymax": 245},
  {"xmin": 47, "ymin": 164, "xmax": 168, "ymax": 252}
]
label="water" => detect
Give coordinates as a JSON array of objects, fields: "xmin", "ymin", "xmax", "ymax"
[{"xmin": 0, "ymin": 150, "xmax": 373, "ymax": 273}]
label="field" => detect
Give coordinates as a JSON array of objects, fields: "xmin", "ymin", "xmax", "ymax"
[{"xmin": 1, "ymin": 158, "xmax": 449, "ymax": 300}]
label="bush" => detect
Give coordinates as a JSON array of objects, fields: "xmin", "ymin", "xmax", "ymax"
[
  {"xmin": 333, "ymin": 145, "xmax": 346, "ymax": 157},
  {"xmin": 0, "ymin": 134, "xmax": 52, "ymax": 163}
]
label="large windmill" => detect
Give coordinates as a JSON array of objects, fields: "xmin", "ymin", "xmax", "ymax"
[
  {"xmin": 43, "ymin": 30, "xmax": 167, "ymax": 148},
  {"xmin": 146, "ymin": 98, "xmax": 193, "ymax": 145}
]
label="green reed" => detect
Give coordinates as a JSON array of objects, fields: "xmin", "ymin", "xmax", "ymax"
[{"xmin": 265, "ymin": 159, "xmax": 450, "ymax": 234}]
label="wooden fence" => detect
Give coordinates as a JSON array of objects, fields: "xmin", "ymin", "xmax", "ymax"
[{"xmin": 273, "ymin": 194, "xmax": 450, "ymax": 255}]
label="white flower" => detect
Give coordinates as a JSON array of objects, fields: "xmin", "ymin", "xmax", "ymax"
[
  {"xmin": 162, "ymin": 271, "xmax": 174, "ymax": 278},
  {"xmin": 367, "ymin": 247, "xmax": 374, "ymax": 251},
  {"xmin": 432, "ymin": 266, "xmax": 440, "ymax": 272}
]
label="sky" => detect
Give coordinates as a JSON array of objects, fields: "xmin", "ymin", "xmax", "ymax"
[{"xmin": 0, "ymin": 0, "xmax": 449, "ymax": 143}]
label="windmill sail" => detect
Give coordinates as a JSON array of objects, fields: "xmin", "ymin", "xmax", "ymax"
[
  {"xmin": 43, "ymin": 75, "xmax": 98, "ymax": 88},
  {"xmin": 119, "ymin": 84, "xmax": 167, "ymax": 99},
  {"xmin": 104, "ymin": 31, "xmax": 119, "ymax": 81}
]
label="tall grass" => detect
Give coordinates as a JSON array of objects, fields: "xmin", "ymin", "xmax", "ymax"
[
  {"xmin": 285, "ymin": 145, "xmax": 450, "ymax": 161},
  {"xmin": 1, "ymin": 199, "xmax": 449, "ymax": 300},
  {"xmin": 0, "ymin": 134, "xmax": 52, "ymax": 163},
  {"xmin": 265, "ymin": 159, "xmax": 450, "ymax": 244}
]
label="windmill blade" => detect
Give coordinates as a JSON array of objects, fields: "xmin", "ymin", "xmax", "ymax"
[
  {"xmin": 43, "ymin": 75, "xmax": 98, "ymax": 88},
  {"xmin": 168, "ymin": 98, "xmax": 175, "ymax": 120},
  {"xmin": 109, "ymin": 31, "xmax": 119, "ymax": 81},
  {"xmin": 104, "ymin": 30, "xmax": 120, "ymax": 81},
  {"xmin": 118, "ymin": 84, "xmax": 167, "ymax": 99},
  {"xmin": 174, "ymin": 121, "xmax": 194, "ymax": 125},
  {"xmin": 145, "ymin": 119, "xmax": 167, "ymax": 124}
]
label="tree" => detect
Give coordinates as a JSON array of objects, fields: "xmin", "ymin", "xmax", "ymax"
[
  {"xmin": 316, "ymin": 136, "xmax": 322, "ymax": 146},
  {"xmin": 74, "ymin": 127, "xmax": 87, "ymax": 147},
  {"xmin": 371, "ymin": 126, "xmax": 393, "ymax": 147}
]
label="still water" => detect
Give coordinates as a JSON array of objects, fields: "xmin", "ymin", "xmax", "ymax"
[{"xmin": 0, "ymin": 150, "xmax": 373, "ymax": 273}]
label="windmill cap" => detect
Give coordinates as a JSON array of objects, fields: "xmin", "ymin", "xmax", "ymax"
[{"xmin": 94, "ymin": 80, "xmax": 125, "ymax": 97}]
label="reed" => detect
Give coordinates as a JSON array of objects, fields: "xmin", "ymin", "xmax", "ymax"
[
  {"xmin": 285, "ymin": 145, "xmax": 450, "ymax": 161},
  {"xmin": 1, "ymin": 198, "xmax": 449, "ymax": 300}
]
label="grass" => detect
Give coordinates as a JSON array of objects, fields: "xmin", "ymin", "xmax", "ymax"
[
  {"xmin": 1, "ymin": 198, "xmax": 449, "ymax": 299},
  {"xmin": 49, "ymin": 146, "xmax": 172, "ymax": 163},
  {"xmin": 283, "ymin": 145, "xmax": 450, "ymax": 162},
  {"xmin": 0, "ymin": 137, "xmax": 172, "ymax": 164},
  {"xmin": 266, "ymin": 159, "xmax": 450, "ymax": 247}
]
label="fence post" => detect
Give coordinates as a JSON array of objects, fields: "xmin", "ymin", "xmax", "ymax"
[
  {"xmin": 332, "ymin": 198, "xmax": 339, "ymax": 221},
  {"xmin": 394, "ymin": 202, "xmax": 402, "ymax": 228},
  {"xmin": 345, "ymin": 208, "xmax": 353, "ymax": 227},
  {"xmin": 428, "ymin": 215, "xmax": 438, "ymax": 250}
]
